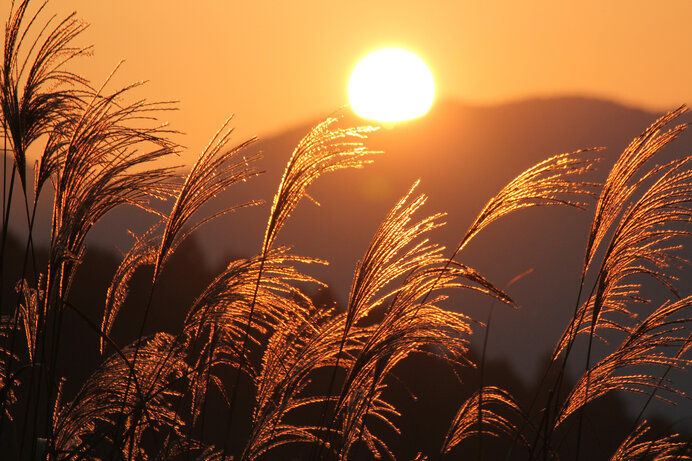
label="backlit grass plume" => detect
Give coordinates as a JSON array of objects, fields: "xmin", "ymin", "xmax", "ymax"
[
  {"xmin": 53, "ymin": 333, "xmax": 189, "ymax": 459},
  {"xmin": 101, "ymin": 225, "xmax": 160, "ymax": 355},
  {"xmin": 555, "ymin": 155, "xmax": 692, "ymax": 356},
  {"xmin": 49, "ymin": 80, "xmax": 177, "ymax": 295},
  {"xmin": 609, "ymin": 422, "xmax": 691, "ymax": 461},
  {"xmin": 440, "ymin": 386, "xmax": 522, "ymax": 455},
  {"xmin": 2, "ymin": 2, "xmax": 692, "ymax": 460},
  {"xmin": 318, "ymin": 184, "xmax": 515, "ymax": 460},
  {"xmin": 2, "ymin": 0, "xmax": 89, "ymax": 191},
  {"xmin": 556, "ymin": 107, "xmax": 690, "ymax": 362},
  {"xmin": 556, "ymin": 295, "xmax": 692, "ymax": 427},
  {"xmin": 262, "ymin": 115, "xmax": 381, "ymax": 251},
  {"xmin": 453, "ymin": 148, "xmax": 601, "ymax": 256},
  {"xmin": 153, "ymin": 118, "xmax": 262, "ymax": 282}
]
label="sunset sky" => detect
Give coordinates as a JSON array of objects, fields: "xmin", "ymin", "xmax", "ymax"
[
  {"xmin": 4, "ymin": 3, "xmax": 692, "ymax": 453},
  {"xmin": 32, "ymin": 1, "xmax": 692, "ymax": 155}
]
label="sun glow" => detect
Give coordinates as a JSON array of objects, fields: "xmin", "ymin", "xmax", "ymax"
[{"xmin": 348, "ymin": 48, "xmax": 434, "ymax": 123}]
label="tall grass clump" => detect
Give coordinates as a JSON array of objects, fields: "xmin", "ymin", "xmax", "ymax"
[{"xmin": 2, "ymin": 1, "xmax": 692, "ymax": 460}]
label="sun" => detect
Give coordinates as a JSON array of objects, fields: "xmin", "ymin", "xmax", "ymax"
[{"xmin": 348, "ymin": 48, "xmax": 435, "ymax": 123}]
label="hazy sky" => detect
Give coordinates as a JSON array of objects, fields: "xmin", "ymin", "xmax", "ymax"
[{"xmin": 21, "ymin": 1, "xmax": 692, "ymax": 156}]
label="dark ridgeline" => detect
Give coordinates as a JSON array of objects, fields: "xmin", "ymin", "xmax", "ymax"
[
  {"xmin": 202, "ymin": 96, "xmax": 692, "ymax": 394},
  {"xmin": 4, "ymin": 97, "xmax": 691, "ymax": 460},
  {"xmin": 3, "ymin": 1, "xmax": 692, "ymax": 459}
]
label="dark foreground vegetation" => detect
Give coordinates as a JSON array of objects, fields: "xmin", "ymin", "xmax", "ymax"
[{"xmin": 1, "ymin": 1, "xmax": 692, "ymax": 459}]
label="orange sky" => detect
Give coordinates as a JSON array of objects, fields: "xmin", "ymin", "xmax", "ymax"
[{"xmin": 16, "ymin": 1, "xmax": 692, "ymax": 156}]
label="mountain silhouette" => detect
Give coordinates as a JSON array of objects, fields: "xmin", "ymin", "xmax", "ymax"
[
  {"xmin": 7, "ymin": 94, "xmax": 691, "ymax": 389},
  {"xmin": 196, "ymin": 96, "xmax": 692, "ymax": 432},
  {"xmin": 4, "ymin": 96, "xmax": 692, "ymax": 458},
  {"xmin": 196, "ymin": 96, "xmax": 692, "ymax": 375}
]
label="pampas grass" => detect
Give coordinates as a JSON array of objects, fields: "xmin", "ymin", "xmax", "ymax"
[{"xmin": 2, "ymin": 2, "xmax": 692, "ymax": 460}]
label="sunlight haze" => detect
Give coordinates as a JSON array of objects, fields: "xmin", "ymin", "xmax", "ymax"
[
  {"xmin": 31, "ymin": 0, "xmax": 692, "ymax": 156},
  {"xmin": 3, "ymin": 2, "xmax": 692, "ymax": 457}
]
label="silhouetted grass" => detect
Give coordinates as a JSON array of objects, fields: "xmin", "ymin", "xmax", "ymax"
[{"xmin": 1, "ymin": 2, "xmax": 691, "ymax": 460}]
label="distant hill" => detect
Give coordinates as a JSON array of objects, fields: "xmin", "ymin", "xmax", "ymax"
[
  {"xmin": 11, "ymin": 96, "xmax": 692, "ymax": 371},
  {"xmin": 5, "ymin": 96, "xmax": 692, "ymax": 430},
  {"xmin": 192, "ymin": 96, "xmax": 692, "ymax": 379}
]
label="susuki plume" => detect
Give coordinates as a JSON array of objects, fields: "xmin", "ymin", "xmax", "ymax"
[
  {"xmin": 53, "ymin": 333, "xmax": 189, "ymax": 459},
  {"xmin": 153, "ymin": 118, "xmax": 262, "ymax": 281},
  {"xmin": 454, "ymin": 149, "xmax": 601, "ymax": 255},
  {"xmin": 609, "ymin": 422, "xmax": 691, "ymax": 461},
  {"xmin": 101, "ymin": 225, "xmax": 161, "ymax": 354},
  {"xmin": 2, "ymin": 2, "xmax": 692, "ymax": 459},
  {"xmin": 1, "ymin": 0, "xmax": 89, "ymax": 190},
  {"xmin": 345, "ymin": 181, "xmax": 446, "ymax": 329},
  {"xmin": 184, "ymin": 248, "xmax": 322, "ymax": 353},
  {"xmin": 49, "ymin": 78, "xmax": 178, "ymax": 297},
  {"xmin": 440, "ymin": 386, "xmax": 521, "ymax": 455},
  {"xmin": 324, "ymin": 184, "xmax": 514, "ymax": 459},
  {"xmin": 582, "ymin": 107, "xmax": 688, "ymax": 279},
  {"xmin": 556, "ymin": 156, "xmax": 692, "ymax": 356},
  {"xmin": 556, "ymin": 295, "xmax": 692, "ymax": 427},
  {"xmin": 556, "ymin": 108, "xmax": 690, "ymax": 356},
  {"xmin": 263, "ymin": 114, "xmax": 381, "ymax": 251}
]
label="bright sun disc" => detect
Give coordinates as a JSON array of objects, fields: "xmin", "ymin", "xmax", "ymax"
[{"xmin": 348, "ymin": 48, "xmax": 434, "ymax": 123}]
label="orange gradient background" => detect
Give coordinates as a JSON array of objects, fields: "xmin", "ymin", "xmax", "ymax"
[{"xmin": 11, "ymin": 0, "xmax": 692, "ymax": 157}]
